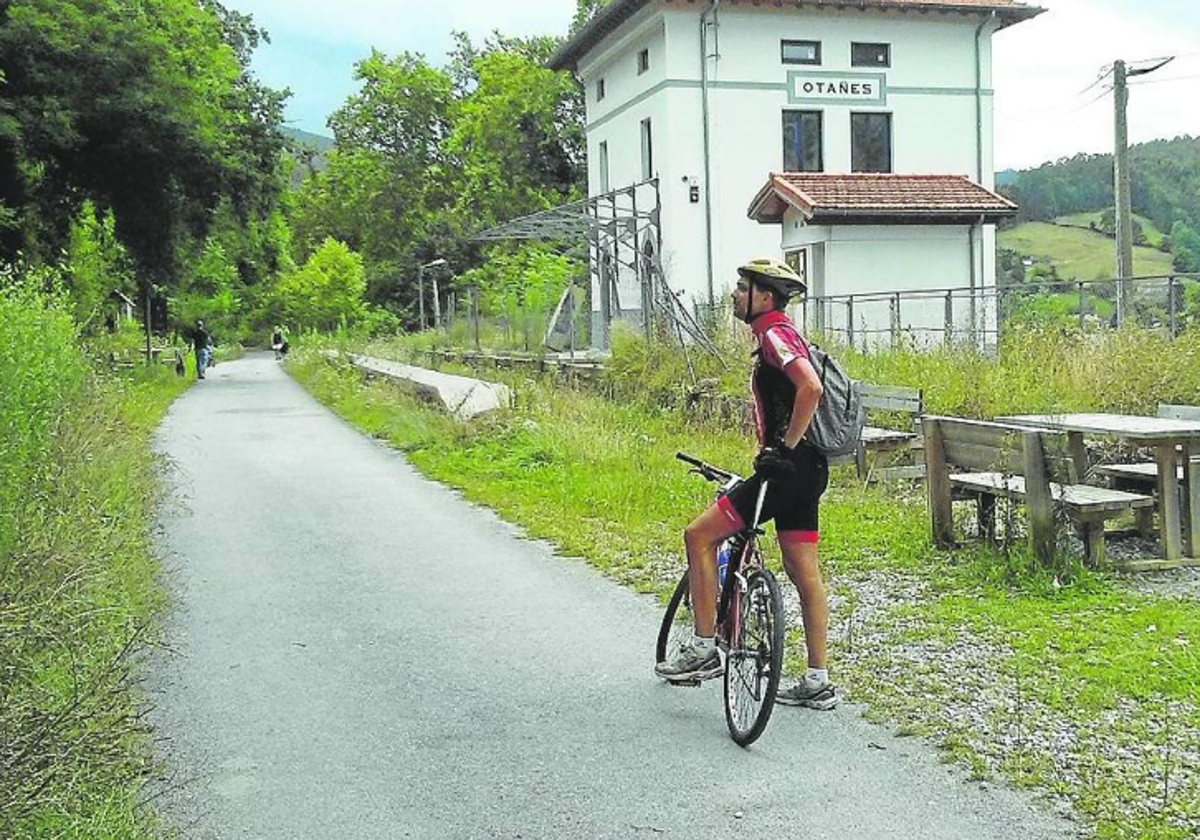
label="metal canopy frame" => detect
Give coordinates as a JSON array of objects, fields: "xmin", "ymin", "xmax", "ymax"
[{"xmin": 471, "ymin": 179, "xmax": 721, "ymax": 369}]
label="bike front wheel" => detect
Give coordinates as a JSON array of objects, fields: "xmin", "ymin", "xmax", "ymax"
[
  {"xmin": 655, "ymin": 571, "xmax": 693, "ymax": 665},
  {"xmin": 723, "ymin": 568, "xmax": 785, "ymax": 746}
]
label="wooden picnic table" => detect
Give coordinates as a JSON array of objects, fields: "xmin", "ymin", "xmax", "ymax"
[{"xmin": 997, "ymin": 413, "xmax": 1200, "ymax": 563}]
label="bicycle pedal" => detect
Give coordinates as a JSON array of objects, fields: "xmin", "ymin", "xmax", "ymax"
[{"xmin": 668, "ymin": 678, "xmax": 703, "ymax": 688}]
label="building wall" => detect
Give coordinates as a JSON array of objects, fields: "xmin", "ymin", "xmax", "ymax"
[
  {"xmin": 781, "ymin": 215, "xmax": 998, "ymax": 347},
  {"xmin": 577, "ymin": 1, "xmax": 1002, "ymax": 324}
]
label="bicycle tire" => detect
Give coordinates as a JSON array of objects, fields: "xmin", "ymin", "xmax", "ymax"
[
  {"xmin": 655, "ymin": 570, "xmax": 693, "ymax": 665},
  {"xmin": 723, "ymin": 568, "xmax": 785, "ymax": 746}
]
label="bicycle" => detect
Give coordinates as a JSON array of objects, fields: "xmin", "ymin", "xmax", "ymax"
[{"xmin": 656, "ymin": 452, "xmax": 786, "ymax": 746}]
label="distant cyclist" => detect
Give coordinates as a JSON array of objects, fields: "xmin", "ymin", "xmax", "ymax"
[
  {"xmin": 271, "ymin": 325, "xmax": 289, "ymax": 361},
  {"xmin": 654, "ymin": 257, "xmax": 837, "ymax": 710}
]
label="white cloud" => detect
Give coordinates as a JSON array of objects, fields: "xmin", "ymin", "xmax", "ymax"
[{"xmin": 994, "ymin": 0, "xmax": 1200, "ymax": 169}]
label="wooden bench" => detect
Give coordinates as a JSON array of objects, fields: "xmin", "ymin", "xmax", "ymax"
[
  {"xmin": 855, "ymin": 383, "xmax": 925, "ymax": 481},
  {"xmin": 923, "ymin": 416, "xmax": 1154, "ymax": 566}
]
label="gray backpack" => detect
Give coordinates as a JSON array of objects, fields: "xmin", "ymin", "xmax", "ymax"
[{"xmin": 804, "ymin": 344, "xmax": 865, "ymax": 458}]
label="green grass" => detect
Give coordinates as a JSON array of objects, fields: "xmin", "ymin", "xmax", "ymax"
[
  {"xmin": 1055, "ymin": 211, "xmax": 1167, "ymax": 249},
  {"xmin": 1000, "ymin": 221, "xmax": 1174, "ymax": 280},
  {"xmin": 288, "ymin": 330, "xmax": 1200, "ymax": 839},
  {"xmin": 1, "ymin": 281, "xmax": 190, "ymax": 838}
]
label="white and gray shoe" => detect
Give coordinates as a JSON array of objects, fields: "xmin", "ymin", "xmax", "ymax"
[
  {"xmin": 776, "ymin": 675, "xmax": 839, "ymax": 710},
  {"xmin": 654, "ymin": 640, "xmax": 722, "ymax": 682}
]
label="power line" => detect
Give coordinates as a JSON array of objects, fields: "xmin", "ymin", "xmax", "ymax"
[
  {"xmin": 1128, "ymin": 73, "xmax": 1200, "ymax": 87},
  {"xmin": 1064, "ymin": 84, "xmax": 1114, "ymax": 115},
  {"xmin": 1077, "ymin": 64, "xmax": 1115, "ymax": 96}
]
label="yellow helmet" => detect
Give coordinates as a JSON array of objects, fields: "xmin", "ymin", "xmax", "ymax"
[{"xmin": 737, "ymin": 257, "xmax": 806, "ymax": 298}]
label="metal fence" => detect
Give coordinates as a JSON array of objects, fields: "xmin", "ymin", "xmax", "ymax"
[{"xmin": 797, "ymin": 273, "xmax": 1200, "ymax": 352}]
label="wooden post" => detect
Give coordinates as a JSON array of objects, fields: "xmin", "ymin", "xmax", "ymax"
[
  {"xmin": 143, "ymin": 284, "xmax": 152, "ymax": 365},
  {"xmin": 471, "ymin": 286, "xmax": 480, "ymax": 352},
  {"xmin": 1184, "ymin": 441, "xmax": 1200, "ymax": 558},
  {"xmin": 944, "ymin": 291, "xmax": 954, "ymax": 348},
  {"xmin": 923, "ymin": 418, "xmax": 955, "ymax": 547},
  {"xmin": 846, "ymin": 296, "xmax": 855, "ymax": 351},
  {"xmin": 1078, "ymin": 282, "xmax": 1086, "ymax": 332},
  {"xmin": 1065, "ymin": 431, "xmax": 1087, "ymax": 483},
  {"xmin": 1157, "ymin": 442, "xmax": 1184, "ymax": 561},
  {"xmin": 1168, "ymin": 276, "xmax": 1179, "ymax": 338},
  {"xmin": 890, "ymin": 293, "xmax": 901, "ymax": 349},
  {"xmin": 1022, "ymin": 430, "xmax": 1056, "ymax": 564},
  {"xmin": 418, "ymin": 268, "xmax": 426, "ymax": 329}
]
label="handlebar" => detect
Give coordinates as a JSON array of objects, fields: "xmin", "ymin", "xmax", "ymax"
[{"xmin": 675, "ymin": 452, "xmax": 737, "ymax": 484}]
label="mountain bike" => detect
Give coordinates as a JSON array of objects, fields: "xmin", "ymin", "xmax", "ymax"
[{"xmin": 656, "ymin": 452, "xmax": 785, "ymax": 746}]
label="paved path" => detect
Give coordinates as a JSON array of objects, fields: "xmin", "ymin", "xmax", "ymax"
[{"xmin": 148, "ymin": 353, "xmax": 1079, "ymax": 839}]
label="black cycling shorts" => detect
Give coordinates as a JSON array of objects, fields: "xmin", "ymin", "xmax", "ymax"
[{"xmin": 715, "ymin": 446, "xmax": 829, "ymax": 542}]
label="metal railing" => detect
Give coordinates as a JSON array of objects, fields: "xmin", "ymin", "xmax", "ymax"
[{"xmin": 797, "ymin": 273, "xmax": 1200, "ymax": 351}]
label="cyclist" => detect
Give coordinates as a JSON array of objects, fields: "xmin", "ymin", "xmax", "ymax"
[{"xmin": 654, "ymin": 257, "xmax": 837, "ymax": 710}]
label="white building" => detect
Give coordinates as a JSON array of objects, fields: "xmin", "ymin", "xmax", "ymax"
[{"xmin": 548, "ymin": 0, "xmax": 1041, "ymax": 347}]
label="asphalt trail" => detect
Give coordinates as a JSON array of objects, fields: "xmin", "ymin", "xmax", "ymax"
[{"xmin": 146, "ymin": 353, "xmax": 1078, "ymax": 839}]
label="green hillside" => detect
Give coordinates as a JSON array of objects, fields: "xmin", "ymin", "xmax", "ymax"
[
  {"xmin": 1053, "ymin": 211, "xmax": 1165, "ymax": 248},
  {"xmin": 280, "ymin": 126, "xmax": 334, "ymax": 151},
  {"xmin": 1002, "ymin": 136, "xmax": 1200, "ymax": 273},
  {"xmin": 998, "ymin": 221, "xmax": 1174, "ymax": 281}
]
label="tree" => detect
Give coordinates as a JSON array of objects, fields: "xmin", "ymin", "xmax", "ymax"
[
  {"xmin": 442, "ymin": 46, "xmax": 585, "ymax": 230},
  {"xmin": 0, "ymin": 0, "xmax": 287, "ymax": 289},
  {"xmin": 273, "ymin": 238, "xmax": 367, "ymax": 331},
  {"xmin": 64, "ymin": 200, "xmax": 135, "ymax": 332},
  {"xmin": 571, "ymin": 0, "xmax": 612, "ymax": 35},
  {"xmin": 1168, "ymin": 221, "xmax": 1200, "ymax": 273}
]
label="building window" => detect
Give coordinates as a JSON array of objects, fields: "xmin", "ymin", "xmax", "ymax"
[
  {"xmin": 599, "ymin": 141, "xmax": 610, "ymax": 193},
  {"xmin": 640, "ymin": 118, "xmax": 653, "ymax": 180},
  {"xmin": 596, "ymin": 78, "xmax": 606, "ymax": 102},
  {"xmin": 781, "ymin": 40, "xmax": 821, "ymax": 65},
  {"xmin": 785, "ymin": 250, "xmax": 808, "ymax": 288},
  {"xmin": 852, "ymin": 42, "xmax": 890, "ymax": 68},
  {"xmin": 851, "ymin": 112, "xmax": 892, "ymax": 173},
  {"xmin": 782, "ymin": 111, "xmax": 823, "ymax": 172},
  {"xmin": 637, "ymin": 48, "xmax": 650, "ymax": 74}
]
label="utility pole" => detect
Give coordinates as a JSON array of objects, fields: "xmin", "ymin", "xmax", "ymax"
[
  {"xmin": 1111, "ymin": 56, "xmax": 1173, "ymax": 325},
  {"xmin": 1113, "ymin": 59, "xmax": 1132, "ymax": 324}
]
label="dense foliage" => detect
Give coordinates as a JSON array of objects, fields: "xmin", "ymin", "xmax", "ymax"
[
  {"xmin": 289, "ymin": 31, "xmax": 586, "ymax": 327},
  {"xmin": 0, "ymin": 0, "xmax": 288, "ymax": 310},
  {"xmin": 1005, "ymin": 137, "xmax": 1200, "ymax": 273}
]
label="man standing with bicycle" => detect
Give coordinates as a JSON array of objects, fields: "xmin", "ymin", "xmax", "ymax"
[{"xmin": 654, "ymin": 258, "xmax": 837, "ymax": 711}]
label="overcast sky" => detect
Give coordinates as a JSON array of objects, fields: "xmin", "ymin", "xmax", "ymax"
[{"xmin": 229, "ymin": 0, "xmax": 1200, "ymax": 172}]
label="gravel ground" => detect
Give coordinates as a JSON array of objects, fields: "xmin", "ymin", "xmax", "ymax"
[
  {"xmin": 1115, "ymin": 565, "xmax": 1200, "ymax": 600},
  {"xmin": 822, "ymin": 570, "xmax": 1200, "ymax": 838}
]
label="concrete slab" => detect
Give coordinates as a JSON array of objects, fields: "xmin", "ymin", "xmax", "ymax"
[{"xmin": 350, "ymin": 354, "xmax": 511, "ymax": 420}]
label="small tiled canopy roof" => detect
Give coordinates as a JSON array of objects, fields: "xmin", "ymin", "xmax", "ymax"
[
  {"xmin": 549, "ymin": 0, "xmax": 1044, "ymax": 71},
  {"xmin": 748, "ymin": 173, "xmax": 1018, "ymax": 224}
]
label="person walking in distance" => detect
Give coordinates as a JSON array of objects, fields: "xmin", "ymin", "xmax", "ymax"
[
  {"xmin": 654, "ymin": 257, "xmax": 837, "ymax": 710},
  {"xmin": 192, "ymin": 319, "xmax": 211, "ymax": 380}
]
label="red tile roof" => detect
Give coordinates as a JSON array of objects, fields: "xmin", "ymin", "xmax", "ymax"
[
  {"xmin": 549, "ymin": 0, "xmax": 1043, "ymax": 71},
  {"xmin": 748, "ymin": 173, "xmax": 1018, "ymax": 224}
]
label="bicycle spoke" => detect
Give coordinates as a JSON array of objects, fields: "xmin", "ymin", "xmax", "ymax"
[{"xmin": 723, "ymin": 569, "xmax": 785, "ymax": 746}]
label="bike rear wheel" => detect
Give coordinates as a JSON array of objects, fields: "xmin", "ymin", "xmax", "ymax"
[
  {"xmin": 655, "ymin": 571, "xmax": 693, "ymax": 665},
  {"xmin": 723, "ymin": 568, "xmax": 784, "ymax": 746}
]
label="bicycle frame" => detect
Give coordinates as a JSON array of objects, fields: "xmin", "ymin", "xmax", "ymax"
[
  {"xmin": 673, "ymin": 452, "xmax": 769, "ymax": 650},
  {"xmin": 715, "ymin": 481, "xmax": 768, "ymax": 654}
]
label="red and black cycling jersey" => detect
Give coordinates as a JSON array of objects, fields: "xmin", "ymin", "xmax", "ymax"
[{"xmin": 749, "ymin": 309, "xmax": 811, "ymax": 448}]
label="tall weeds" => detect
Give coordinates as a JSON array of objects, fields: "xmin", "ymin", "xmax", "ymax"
[{"xmin": 1, "ymin": 279, "xmax": 186, "ymax": 837}]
